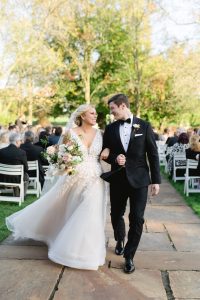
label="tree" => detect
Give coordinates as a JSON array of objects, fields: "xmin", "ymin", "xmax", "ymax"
[
  {"xmin": 117, "ymin": 0, "xmax": 156, "ymax": 116},
  {"xmin": 0, "ymin": 0, "xmax": 63, "ymax": 124}
]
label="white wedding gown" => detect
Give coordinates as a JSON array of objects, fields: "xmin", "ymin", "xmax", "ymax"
[{"xmin": 6, "ymin": 129, "xmax": 107, "ymax": 270}]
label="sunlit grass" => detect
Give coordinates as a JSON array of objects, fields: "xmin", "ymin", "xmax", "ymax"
[
  {"xmin": 0, "ymin": 195, "xmax": 37, "ymax": 242},
  {"xmin": 161, "ymin": 167, "xmax": 200, "ymax": 217}
]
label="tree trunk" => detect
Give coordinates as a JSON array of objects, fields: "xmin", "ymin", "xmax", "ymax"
[
  {"xmin": 83, "ymin": 44, "xmax": 91, "ymax": 104},
  {"xmin": 37, "ymin": 109, "xmax": 51, "ymax": 126},
  {"xmin": 85, "ymin": 64, "xmax": 91, "ymax": 104},
  {"xmin": 27, "ymin": 79, "xmax": 33, "ymax": 125},
  {"xmin": 28, "ymin": 98, "xmax": 33, "ymax": 125}
]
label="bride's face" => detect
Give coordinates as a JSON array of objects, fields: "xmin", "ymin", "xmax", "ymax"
[{"xmin": 81, "ymin": 107, "xmax": 97, "ymax": 126}]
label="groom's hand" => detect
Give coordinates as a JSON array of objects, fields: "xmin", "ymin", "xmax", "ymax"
[
  {"xmin": 150, "ymin": 184, "xmax": 160, "ymax": 196},
  {"xmin": 116, "ymin": 154, "xmax": 126, "ymax": 166}
]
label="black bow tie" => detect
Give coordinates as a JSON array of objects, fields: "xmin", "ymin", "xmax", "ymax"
[{"xmin": 119, "ymin": 118, "xmax": 131, "ymax": 125}]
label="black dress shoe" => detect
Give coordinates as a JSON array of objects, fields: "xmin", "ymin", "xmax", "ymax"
[
  {"xmin": 115, "ymin": 240, "xmax": 124, "ymax": 255},
  {"xmin": 124, "ymin": 258, "xmax": 135, "ymax": 274}
]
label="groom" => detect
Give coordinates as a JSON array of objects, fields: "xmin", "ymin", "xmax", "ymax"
[{"xmin": 102, "ymin": 94, "xmax": 161, "ymax": 273}]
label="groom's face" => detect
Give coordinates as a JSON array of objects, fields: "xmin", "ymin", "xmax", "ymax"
[{"xmin": 109, "ymin": 102, "xmax": 126, "ymax": 120}]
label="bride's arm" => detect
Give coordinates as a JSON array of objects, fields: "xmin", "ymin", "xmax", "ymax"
[
  {"xmin": 102, "ymin": 126, "xmax": 118, "ymax": 165},
  {"xmin": 100, "ymin": 148, "xmax": 110, "ymax": 160}
]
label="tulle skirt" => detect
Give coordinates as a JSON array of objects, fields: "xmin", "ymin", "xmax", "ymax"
[{"xmin": 6, "ymin": 173, "xmax": 107, "ymax": 270}]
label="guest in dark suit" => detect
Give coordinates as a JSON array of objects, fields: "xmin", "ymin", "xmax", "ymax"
[
  {"xmin": 186, "ymin": 134, "xmax": 200, "ymax": 176},
  {"xmin": 0, "ymin": 133, "xmax": 29, "ymax": 196},
  {"xmin": 166, "ymin": 133, "xmax": 178, "ymax": 147},
  {"xmin": 21, "ymin": 131, "xmax": 45, "ymax": 188},
  {"xmin": 102, "ymin": 94, "xmax": 161, "ymax": 274},
  {"xmin": 48, "ymin": 126, "xmax": 63, "ymax": 145},
  {"xmin": 152, "ymin": 127, "xmax": 160, "ymax": 141},
  {"xmin": 34, "ymin": 131, "xmax": 50, "ymax": 150}
]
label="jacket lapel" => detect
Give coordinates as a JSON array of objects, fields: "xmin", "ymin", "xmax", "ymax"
[
  {"xmin": 127, "ymin": 116, "xmax": 137, "ymax": 152},
  {"xmin": 114, "ymin": 121, "xmax": 126, "ymax": 153}
]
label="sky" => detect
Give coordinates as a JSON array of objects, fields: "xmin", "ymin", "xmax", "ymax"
[{"xmin": 151, "ymin": 0, "xmax": 200, "ymax": 53}]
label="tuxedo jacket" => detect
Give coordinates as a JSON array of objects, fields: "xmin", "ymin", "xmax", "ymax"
[
  {"xmin": 103, "ymin": 117, "xmax": 161, "ymax": 188},
  {"xmin": 0, "ymin": 144, "xmax": 28, "ymax": 183},
  {"xmin": 20, "ymin": 142, "xmax": 45, "ymax": 181}
]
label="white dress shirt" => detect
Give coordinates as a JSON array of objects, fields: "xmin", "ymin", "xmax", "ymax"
[{"xmin": 119, "ymin": 115, "xmax": 133, "ymax": 152}]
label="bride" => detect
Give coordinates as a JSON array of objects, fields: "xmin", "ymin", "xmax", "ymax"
[{"xmin": 6, "ymin": 104, "xmax": 107, "ymax": 270}]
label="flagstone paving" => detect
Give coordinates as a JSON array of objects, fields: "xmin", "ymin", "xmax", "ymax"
[{"xmin": 0, "ymin": 176, "xmax": 200, "ymax": 299}]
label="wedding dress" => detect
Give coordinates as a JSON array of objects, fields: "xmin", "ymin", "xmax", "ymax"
[{"xmin": 6, "ymin": 129, "xmax": 107, "ymax": 270}]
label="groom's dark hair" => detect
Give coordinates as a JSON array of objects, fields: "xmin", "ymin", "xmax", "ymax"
[{"xmin": 108, "ymin": 94, "xmax": 130, "ymax": 108}]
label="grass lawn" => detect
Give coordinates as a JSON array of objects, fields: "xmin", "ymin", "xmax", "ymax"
[
  {"xmin": 0, "ymin": 195, "xmax": 37, "ymax": 242},
  {"xmin": 161, "ymin": 167, "xmax": 200, "ymax": 217}
]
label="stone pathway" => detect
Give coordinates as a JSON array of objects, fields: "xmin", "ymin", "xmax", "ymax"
[{"xmin": 0, "ymin": 176, "xmax": 200, "ymax": 299}]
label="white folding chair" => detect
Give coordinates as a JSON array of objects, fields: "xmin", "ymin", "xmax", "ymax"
[
  {"xmin": 43, "ymin": 165, "xmax": 49, "ymax": 176},
  {"xmin": 173, "ymin": 154, "xmax": 187, "ymax": 182},
  {"xmin": 184, "ymin": 159, "xmax": 200, "ymax": 196},
  {"xmin": 0, "ymin": 163, "xmax": 24, "ymax": 206},
  {"xmin": 158, "ymin": 144, "xmax": 167, "ymax": 166},
  {"xmin": 27, "ymin": 160, "xmax": 41, "ymax": 197}
]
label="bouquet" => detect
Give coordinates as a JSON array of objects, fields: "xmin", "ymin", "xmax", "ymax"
[{"xmin": 43, "ymin": 134, "xmax": 83, "ymax": 176}]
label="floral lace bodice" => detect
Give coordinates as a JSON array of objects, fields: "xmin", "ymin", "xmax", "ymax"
[{"xmin": 70, "ymin": 129, "xmax": 103, "ymax": 180}]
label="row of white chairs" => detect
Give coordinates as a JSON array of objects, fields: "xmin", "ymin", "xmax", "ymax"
[
  {"xmin": 0, "ymin": 161, "xmax": 46, "ymax": 206},
  {"xmin": 184, "ymin": 159, "xmax": 200, "ymax": 197},
  {"xmin": 171, "ymin": 155, "xmax": 200, "ymax": 196},
  {"xmin": 156, "ymin": 142, "xmax": 200, "ymax": 196}
]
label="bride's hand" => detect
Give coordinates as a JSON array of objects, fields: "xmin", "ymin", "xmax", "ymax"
[{"xmin": 100, "ymin": 148, "xmax": 110, "ymax": 160}]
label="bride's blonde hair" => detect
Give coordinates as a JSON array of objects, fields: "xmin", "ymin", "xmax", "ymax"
[{"xmin": 73, "ymin": 104, "xmax": 95, "ymax": 126}]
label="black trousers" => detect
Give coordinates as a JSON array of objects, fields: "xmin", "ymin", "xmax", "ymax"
[{"xmin": 110, "ymin": 170, "xmax": 148, "ymax": 259}]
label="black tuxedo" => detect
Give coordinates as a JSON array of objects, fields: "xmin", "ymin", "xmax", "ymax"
[
  {"xmin": 103, "ymin": 116, "xmax": 161, "ymax": 259},
  {"xmin": 103, "ymin": 117, "xmax": 161, "ymax": 188},
  {"xmin": 20, "ymin": 141, "xmax": 45, "ymax": 187},
  {"xmin": 0, "ymin": 144, "xmax": 29, "ymax": 194}
]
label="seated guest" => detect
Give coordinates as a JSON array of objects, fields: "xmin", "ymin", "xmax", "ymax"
[
  {"xmin": 20, "ymin": 131, "xmax": 45, "ymax": 188},
  {"xmin": 8, "ymin": 124, "xmax": 19, "ymax": 133},
  {"xmin": 34, "ymin": 131, "xmax": 50, "ymax": 150},
  {"xmin": 165, "ymin": 128, "xmax": 186, "ymax": 162},
  {"xmin": 166, "ymin": 128, "xmax": 185, "ymax": 147},
  {"xmin": 0, "ymin": 133, "xmax": 29, "ymax": 196},
  {"xmin": 160, "ymin": 128, "xmax": 170, "ymax": 142},
  {"xmin": 45, "ymin": 126, "xmax": 52, "ymax": 136},
  {"xmin": 0, "ymin": 131, "xmax": 9, "ymax": 149},
  {"xmin": 193, "ymin": 128, "xmax": 199, "ymax": 135},
  {"xmin": 152, "ymin": 127, "xmax": 160, "ymax": 141},
  {"xmin": 186, "ymin": 134, "xmax": 200, "ymax": 176},
  {"xmin": 167, "ymin": 133, "xmax": 189, "ymax": 178},
  {"xmin": 48, "ymin": 126, "xmax": 63, "ymax": 145}
]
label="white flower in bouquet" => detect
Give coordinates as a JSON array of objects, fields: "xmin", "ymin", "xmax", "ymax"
[
  {"xmin": 67, "ymin": 145, "xmax": 74, "ymax": 151},
  {"xmin": 47, "ymin": 146, "xmax": 56, "ymax": 155},
  {"xmin": 72, "ymin": 156, "xmax": 82, "ymax": 162}
]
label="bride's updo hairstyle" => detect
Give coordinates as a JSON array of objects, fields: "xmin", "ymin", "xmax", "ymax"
[
  {"xmin": 63, "ymin": 104, "xmax": 95, "ymax": 136},
  {"xmin": 73, "ymin": 104, "xmax": 94, "ymax": 126}
]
